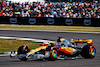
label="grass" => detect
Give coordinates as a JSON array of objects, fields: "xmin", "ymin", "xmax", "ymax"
[
  {"xmin": 0, "ymin": 24, "xmax": 100, "ymax": 32},
  {"xmin": 0, "ymin": 38, "xmax": 41, "ymax": 53}
]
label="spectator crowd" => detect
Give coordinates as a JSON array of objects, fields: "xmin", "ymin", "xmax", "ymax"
[{"xmin": 0, "ymin": 1, "xmax": 100, "ymax": 18}]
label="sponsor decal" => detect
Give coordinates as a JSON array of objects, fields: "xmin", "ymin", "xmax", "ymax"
[
  {"xmin": 10, "ymin": 18, "xmax": 17, "ymax": 23},
  {"xmin": 47, "ymin": 18, "xmax": 55, "ymax": 24},
  {"xmin": 29, "ymin": 18, "xmax": 36, "ymax": 24},
  {"xmin": 84, "ymin": 19, "xmax": 91, "ymax": 25},
  {"xmin": 65, "ymin": 19, "xmax": 73, "ymax": 25}
]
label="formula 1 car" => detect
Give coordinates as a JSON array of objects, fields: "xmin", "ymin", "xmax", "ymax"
[{"xmin": 10, "ymin": 37, "xmax": 96, "ymax": 61}]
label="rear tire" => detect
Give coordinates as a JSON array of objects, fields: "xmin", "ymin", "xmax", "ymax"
[{"xmin": 81, "ymin": 45, "xmax": 96, "ymax": 59}]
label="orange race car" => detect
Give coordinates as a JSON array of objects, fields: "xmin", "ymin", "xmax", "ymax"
[{"xmin": 10, "ymin": 37, "xmax": 96, "ymax": 61}]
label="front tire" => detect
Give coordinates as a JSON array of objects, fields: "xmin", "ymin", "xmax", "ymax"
[
  {"xmin": 19, "ymin": 55, "xmax": 28, "ymax": 61},
  {"xmin": 17, "ymin": 46, "xmax": 30, "ymax": 55},
  {"xmin": 47, "ymin": 48, "xmax": 57, "ymax": 61},
  {"xmin": 17, "ymin": 46, "xmax": 30, "ymax": 61}
]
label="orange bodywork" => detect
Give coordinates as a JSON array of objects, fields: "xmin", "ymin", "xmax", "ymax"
[{"xmin": 57, "ymin": 47, "xmax": 76, "ymax": 54}]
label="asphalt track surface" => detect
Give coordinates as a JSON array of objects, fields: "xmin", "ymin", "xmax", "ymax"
[{"xmin": 0, "ymin": 30, "xmax": 100, "ymax": 67}]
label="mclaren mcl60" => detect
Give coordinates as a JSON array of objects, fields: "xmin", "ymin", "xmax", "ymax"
[{"xmin": 10, "ymin": 38, "xmax": 96, "ymax": 61}]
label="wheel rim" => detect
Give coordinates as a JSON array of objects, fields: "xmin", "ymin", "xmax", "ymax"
[
  {"xmin": 89, "ymin": 46, "xmax": 96, "ymax": 58},
  {"xmin": 52, "ymin": 50, "xmax": 57, "ymax": 58},
  {"xmin": 91, "ymin": 48, "xmax": 95, "ymax": 56}
]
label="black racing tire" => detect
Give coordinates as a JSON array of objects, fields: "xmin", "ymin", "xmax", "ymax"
[
  {"xmin": 17, "ymin": 46, "xmax": 30, "ymax": 55},
  {"xmin": 81, "ymin": 45, "xmax": 96, "ymax": 59},
  {"xmin": 17, "ymin": 46, "xmax": 30, "ymax": 61},
  {"xmin": 17, "ymin": 46, "xmax": 24, "ymax": 55},
  {"xmin": 19, "ymin": 57, "xmax": 28, "ymax": 61},
  {"xmin": 47, "ymin": 48, "xmax": 57, "ymax": 61}
]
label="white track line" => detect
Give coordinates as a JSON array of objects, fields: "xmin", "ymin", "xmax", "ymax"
[{"xmin": 0, "ymin": 36, "xmax": 50, "ymax": 43}]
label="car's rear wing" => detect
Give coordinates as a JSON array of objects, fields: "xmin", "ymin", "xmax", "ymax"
[{"xmin": 70, "ymin": 39, "xmax": 93, "ymax": 45}]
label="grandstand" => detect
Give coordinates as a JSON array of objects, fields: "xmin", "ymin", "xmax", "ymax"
[
  {"xmin": 46, "ymin": 0, "xmax": 99, "ymax": 2},
  {"xmin": 1, "ymin": 0, "xmax": 100, "ymax": 2},
  {"xmin": 7, "ymin": 0, "xmax": 45, "ymax": 3},
  {"xmin": 0, "ymin": 0, "xmax": 100, "ymax": 18}
]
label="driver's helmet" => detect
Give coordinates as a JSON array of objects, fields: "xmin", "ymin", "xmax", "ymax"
[
  {"xmin": 61, "ymin": 39, "xmax": 72, "ymax": 46},
  {"xmin": 57, "ymin": 37, "xmax": 61, "ymax": 42}
]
